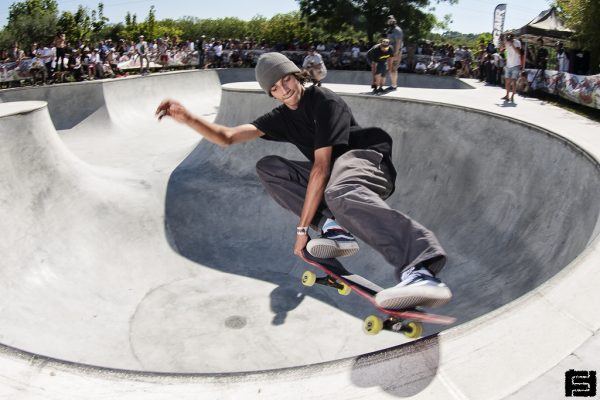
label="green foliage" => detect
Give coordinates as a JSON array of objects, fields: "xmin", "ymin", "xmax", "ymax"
[
  {"xmin": 554, "ymin": 0, "xmax": 600, "ymax": 73},
  {"xmin": 262, "ymin": 12, "xmax": 309, "ymax": 44},
  {"xmin": 57, "ymin": 6, "xmax": 92, "ymax": 43},
  {"xmin": 299, "ymin": 0, "xmax": 457, "ymax": 43},
  {"xmin": 8, "ymin": 0, "xmax": 58, "ymax": 23},
  {"xmin": 426, "ymin": 31, "xmax": 491, "ymax": 50},
  {"xmin": 4, "ymin": 0, "xmax": 59, "ymax": 48},
  {"xmin": 0, "ymin": 0, "xmax": 477, "ymax": 56}
]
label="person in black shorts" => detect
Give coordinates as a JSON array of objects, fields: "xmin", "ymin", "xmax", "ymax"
[
  {"xmin": 366, "ymin": 38, "xmax": 394, "ymax": 94},
  {"xmin": 156, "ymin": 52, "xmax": 452, "ymax": 310}
]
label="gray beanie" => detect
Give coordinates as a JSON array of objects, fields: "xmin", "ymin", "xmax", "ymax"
[{"xmin": 255, "ymin": 52, "xmax": 300, "ymax": 94}]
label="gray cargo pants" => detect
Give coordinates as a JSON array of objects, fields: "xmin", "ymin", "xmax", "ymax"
[{"xmin": 255, "ymin": 149, "xmax": 447, "ymax": 276}]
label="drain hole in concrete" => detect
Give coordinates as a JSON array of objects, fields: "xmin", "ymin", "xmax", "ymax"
[{"xmin": 224, "ymin": 315, "xmax": 247, "ymax": 329}]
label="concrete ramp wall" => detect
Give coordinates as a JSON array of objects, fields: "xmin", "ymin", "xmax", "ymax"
[
  {"xmin": 167, "ymin": 87, "xmax": 600, "ymax": 330},
  {"xmin": 1, "ymin": 72, "xmax": 600, "ymax": 399},
  {"xmin": 0, "ymin": 70, "xmax": 222, "ymax": 131}
]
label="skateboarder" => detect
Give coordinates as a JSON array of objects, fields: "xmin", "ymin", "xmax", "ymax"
[{"xmin": 156, "ymin": 52, "xmax": 452, "ymax": 310}]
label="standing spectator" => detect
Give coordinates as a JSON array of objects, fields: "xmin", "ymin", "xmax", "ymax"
[
  {"xmin": 500, "ymin": 33, "xmax": 521, "ymax": 102},
  {"xmin": 535, "ymin": 38, "xmax": 548, "ymax": 73},
  {"xmin": 556, "ymin": 41, "xmax": 569, "ymax": 72},
  {"xmin": 386, "ymin": 15, "xmax": 403, "ymax": 91},
  {"xmin": 197, "ymin": 35, "xmax": 206, "ymax": 69},
  {"xmin": 350, "ymin": 43, "xmax": 361, "ymax": 69},
  {"xmin": 366, "ymin": 37, "xmax": 394, "ymax": 94},
  {"xmin": 406, "ymin": 44, "xmax": 416, "ymax": 72},
  {"xmin": 158, "ymin": 38, "xmax": 169, "ymax": 70},
  {"xmin": 302, "ymin": 46, "xmax": 327, "ymax": 86},
  {"xmin": 213, "ymin": 40, "xmax": 223, "ymax": 68},
  {"xmin": 136, "ymin": 35, "xmax": 150, "ymax": 75},
  {"xmin": 54, "ymin": 32, "xmax": 66, "ymax": 71},
  {"xmin": 486, "ymin": 40, "xmax": 497, "ymax": 56}
]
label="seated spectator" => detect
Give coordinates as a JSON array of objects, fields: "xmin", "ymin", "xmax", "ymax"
[
  {"xmin": 29, "ymin": 55, "xmax": 47, "ymax": 85},
  {"xmin": 40, "ymin": 44, "xmax": 55, "ymax": 81},
  {"xmin": 68, "ymin": 49, "xmax": 84, "ymax": 81},
  {"xmin": 516, "ymin": 71, "xmax": 529, "ymax": 95},
  {"xmin": 229, "ymin": 48, "xmax": 243, "ymax": 67},
  {"xmin": 329, "ymin": 47, "xmax": 341, "ymax": 69},
  {"xmin": 440, "ymin": 62, "xmax": 454, "ymax": 76},
  {"xmin": 426, "ymin": 58, "xmax": 439, "ymax": 74},
  {"xmin": 302, "ymin": 46, "xmax": 327, "ymax": 86},
  {"xmin": 414, "ymin": 60, "xmax": 427, "ymax": 74}
]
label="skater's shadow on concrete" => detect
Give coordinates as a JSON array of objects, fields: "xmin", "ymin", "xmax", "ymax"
[
  {"xmin": 269, "ymin": 285, "xmax": 306, "ymax": 325},
  {"xmin": 350, "ymin": 335, "xmax": 441, "ymax": 397}
]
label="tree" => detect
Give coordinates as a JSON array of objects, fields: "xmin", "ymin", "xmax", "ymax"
[
  {"xmin": 57, "ymin": 6, "xmax": 92, "ymax": 44},
  {"xmin": 5, "ymin": 0, "xmax": 59, "ymax": 49},
  {"xmin": 298, "ymin": 0, "xmax": 458, "ymax": 44},
  {"xmin": 263, "ymin": 12, "xmax": 309, "ymax": 46},
  {"xmin": 90, "ymin": 2, "xmax": 109, "ymax": 35},
  {"xmin": 553, "ymin": 0, "xmax": 600, "ymax": 73},
  {"xmin": 8, "ymin": 0, "xmax": 57, "ymax": 23}
]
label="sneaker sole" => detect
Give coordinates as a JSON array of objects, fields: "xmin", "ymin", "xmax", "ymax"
[
  {"xmin": 377, "ymin": 295, "xmax": 450, "ymax": 310},
  {"xmin": 376, "ymin": 286, "xmax": 452, "ymax": 310},
  {"xmin": 306, "ymin": 240, "xmax": 359, "ymax": 259}
]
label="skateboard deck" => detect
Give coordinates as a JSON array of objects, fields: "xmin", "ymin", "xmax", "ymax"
[{"xmin": 300, "ymin": 249, "xmax": 456, "ymax": 337}]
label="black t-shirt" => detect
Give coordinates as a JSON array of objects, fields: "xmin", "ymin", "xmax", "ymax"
[
  {"xmin": 251, "ymin": 85, "xmax": 397, "ymax": 184},
  {"xmin": 366, "ymin": 44, "xmax": 394, "ymax": 64},
  {"xmin": 536, "ymin": 47, "xmax": 548, "ymax": 67}
]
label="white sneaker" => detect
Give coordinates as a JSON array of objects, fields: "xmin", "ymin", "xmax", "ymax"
[
  {"xmin": 375, "ymin": 268, "xmax": 452, "ymax": 310},
  {"xmin": 306, "ymin": 229, "xmax": 359, "ymax": 258}
]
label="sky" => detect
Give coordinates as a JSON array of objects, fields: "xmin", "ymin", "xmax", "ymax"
[{"xmin": 0, "ymin": 0, "xmax": 554, "ymax": 34}]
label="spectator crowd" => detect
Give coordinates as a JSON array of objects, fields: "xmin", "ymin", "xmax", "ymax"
[{"xmin": 0, "ymin": 27, "xmax": 584, "ymax": 89}]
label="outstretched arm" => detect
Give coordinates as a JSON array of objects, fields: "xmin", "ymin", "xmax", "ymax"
[
  {"xmin": 156, "ymin": 99, "xmax": 263, "ymax": 146},
  {"xmin": 294, "ymin": 146, "xmax": 333, "ymax": 256}
]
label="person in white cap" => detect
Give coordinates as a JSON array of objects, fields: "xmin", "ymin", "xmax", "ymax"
[
  {"xmin": 386, "ymin": 15, "xmax": 404, "ymax": 91},
  {"xmin": 156, "ymin": 52, "xmax": 452, "ymax": 311}
]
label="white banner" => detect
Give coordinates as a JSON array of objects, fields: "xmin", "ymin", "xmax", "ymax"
[{"xmin": 492, "ymin": 4, "xmax": 507, "ymax": 48}]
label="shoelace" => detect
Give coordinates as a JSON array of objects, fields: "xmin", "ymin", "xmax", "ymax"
[{"xmin": 321, "ymin": 229, "xmax": 355, "ymax": 240}]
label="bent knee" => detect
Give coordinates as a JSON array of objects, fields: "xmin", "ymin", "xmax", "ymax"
[{"xmin": 255, "ymin": 155, "xmax": 285, "ymax": 176}]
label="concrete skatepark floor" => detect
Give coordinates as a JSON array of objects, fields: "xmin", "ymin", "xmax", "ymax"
[{"xmin": 0, "ymin": 69, "xmax": 599, "ymax": 399}]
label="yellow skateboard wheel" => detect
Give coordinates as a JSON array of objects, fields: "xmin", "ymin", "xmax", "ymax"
[
  {"xmin": 301, "ymin": 270, "xmax": 317, "ymax": 287},
  {"xmin": 363, "ymin": 315, "xmax": 383, "ymax": 335},
  {"xmin": 337, "ymin": 282, "xmax": 351, "ymax": 296},
  {"xmin": 403, "ymin": 321, "xmax": 423, "ymax": 339}
]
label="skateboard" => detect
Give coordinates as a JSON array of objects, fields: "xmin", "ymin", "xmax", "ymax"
[{"xmin": 300, "ymin": 249, "xmax": 456, "ymax": 338}]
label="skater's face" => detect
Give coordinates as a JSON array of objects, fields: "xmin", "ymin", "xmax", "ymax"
[{"xmin": 270, "ymin": 74, "xmax": 304, "ymax": 110}]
